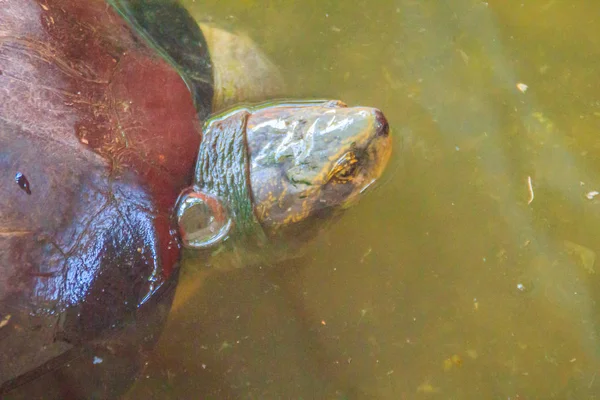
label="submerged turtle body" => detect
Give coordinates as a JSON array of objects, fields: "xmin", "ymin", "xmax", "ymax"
[{"xmin": 0, "ymin": 0, "xmax": 392, "ymax": 397}]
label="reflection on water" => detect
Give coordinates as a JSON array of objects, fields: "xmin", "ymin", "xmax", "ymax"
[{"xmin": 127, "ymin": 0, "xmax": 600, "ymax": 398}]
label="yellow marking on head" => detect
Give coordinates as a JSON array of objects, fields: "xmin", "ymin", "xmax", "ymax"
[
  {"xmin": 280, "ymin": 197, "xmax": 313, "ymax": 227},
  {"xmin": 304, "ymin": 122, "xmax": 374, "ymax": 186},
  {"xmin": 277, "ymin": 182, "xmax": 288, "ymax": 208}
]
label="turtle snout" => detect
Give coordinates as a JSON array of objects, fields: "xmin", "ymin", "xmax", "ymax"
[
  {"xmin": 374, "ymin": 110, "xmax": 390, "ymax": 137},
  {"xmin": 366, "ymin": 109, "xmax": 392, "ymax": 183}
]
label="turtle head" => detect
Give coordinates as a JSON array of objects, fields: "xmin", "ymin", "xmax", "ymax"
[
  {"xmin": 176, "ymin": 100, "xmax": 392, "ymax": 269},
  {"xmin": 246, "ymin": 100, "xmax": 391, "ymax": 242}
]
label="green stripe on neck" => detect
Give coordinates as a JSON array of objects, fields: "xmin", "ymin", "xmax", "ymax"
[{"xmin": 194, "ymin": 110, "xmax": 268, "ymax": 257}]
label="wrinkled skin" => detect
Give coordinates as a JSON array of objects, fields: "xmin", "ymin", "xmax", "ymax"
[{"xmin": 0, "ymin": 0, "xmax": 392, "ymax": 398}]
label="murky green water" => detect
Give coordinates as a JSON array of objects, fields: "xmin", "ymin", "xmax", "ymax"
[{"xmin": 128, "ymin": 1, "xmax": 600, "ymax": 398}]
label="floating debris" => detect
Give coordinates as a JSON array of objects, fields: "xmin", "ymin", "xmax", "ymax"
[
  {"xmin": 527, "ymin": 176, "xmax": 534, "ymax": 204},
  {"xmin": 457, "ymin": 48, "xmax": 469, "ymax": 65},
  {"xmin": 516, "ymin": 82, "xmax": 528, "ymax": 93},
  {"xmin": 93, "ymin": 356, "xmax": 103, "ymax": 365},
  {"xmin": 586, "ymin": 191, "xmax": 599, "ymax": 200},
  {"xmin": 360, "ymin": 247, "xmax": 372, "ymax": 263},
  {"xmin": 0, "ymin": 314, "xmax": 11, "ymax": 328}
]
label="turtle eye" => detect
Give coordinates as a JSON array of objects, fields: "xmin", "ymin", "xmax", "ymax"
[{"xmin": 330, "ymin": 152, "xmax": 359, "ymax": 182}]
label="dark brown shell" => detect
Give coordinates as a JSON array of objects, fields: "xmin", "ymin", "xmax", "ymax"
[{"xmin": 0, "ymin": 0, "xmax": 205, "ymax": 395}]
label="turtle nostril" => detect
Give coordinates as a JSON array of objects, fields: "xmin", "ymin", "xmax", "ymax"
[{"xmin": 374, "ymin": 110, "xmax": 389, "ymax": 137}]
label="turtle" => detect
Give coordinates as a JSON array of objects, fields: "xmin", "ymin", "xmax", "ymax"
[{"xmin": 0, "ymin": 0, "xmax": 392, "ymax": 398}]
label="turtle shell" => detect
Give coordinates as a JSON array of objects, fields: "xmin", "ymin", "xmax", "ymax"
[{"xmin": 0, "ymin": 0, "xmax": 211, "ymax": 396}]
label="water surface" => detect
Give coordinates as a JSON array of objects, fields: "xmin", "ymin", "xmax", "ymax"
[{"xmin": 128, "ymin": 1, "xmax": 600, "ymax": 398}]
